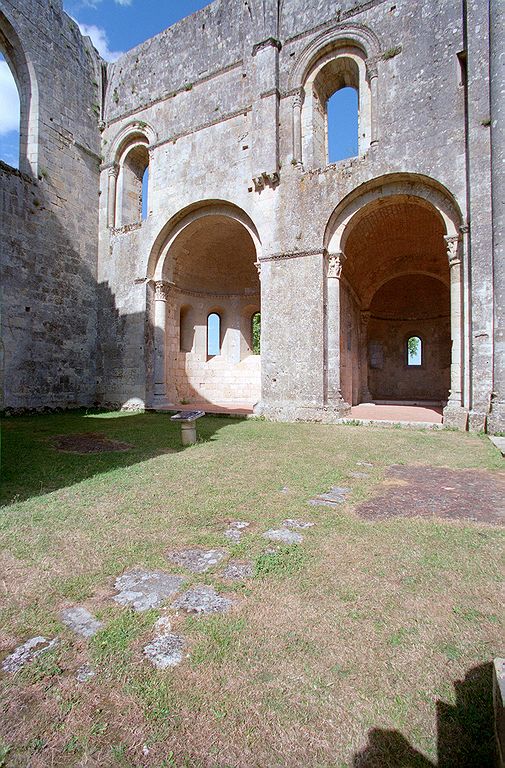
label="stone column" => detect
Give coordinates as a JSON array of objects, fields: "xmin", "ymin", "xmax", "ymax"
[
  {"xmin": 360, "ymin": 310, "xmax": 373, "ymax": 402},
  {"xmin": 366, "ymin": 59, "xmax": 379, "ymax": 146},
  {"xmin": 107, "ymin": 164, "xmax": 118, "ymax": 229},
  {"xmin": 153, "ymin": 281, "xmax": 168, "ymax": 402},
  {"xmin": 326, "ymin": 251, "xmax": 350, "ymax": 413},
  {"xmin": 443, "ymin": 235, "xmax": 468, "ymax": 429},
  {"xmin": 292, "ymin": 89, "xmax": 304, "ymax": 165}
]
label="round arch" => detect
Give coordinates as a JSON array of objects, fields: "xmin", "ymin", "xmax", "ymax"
[
  {"xmin": 0, "ymin": 11, "xmax": 39, "ymax": 175},
  {"xmin": 325, "ymin": 173, "xmax": 463, "ymax": 254},
  {"xmin": 107, "ymin": 119, "xmax": 157, "ymax": 166},
  {"xmin": 148, "ymin": 201, "xmax": 262, "ymax": 281}
]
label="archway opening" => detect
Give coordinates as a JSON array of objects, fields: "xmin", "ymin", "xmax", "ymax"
[
  {"xmin": 339, "ymin": 197, "xmax": 451, "ymax": 406},
  {"xmin": 0, "ymin": 52, "xmax": 20, "ymax": 168},
  {"xmin": 160, "ymin": 211, "xmax": 261, "ymax": 408}
]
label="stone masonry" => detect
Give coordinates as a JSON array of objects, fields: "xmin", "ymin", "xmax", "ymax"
[{"xmin": 0, "ymin": 0, "xmax": 503, "ymax": 432}]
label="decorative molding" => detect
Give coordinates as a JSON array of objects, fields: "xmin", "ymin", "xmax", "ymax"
[
  {"xmin": 327, "ymin": 251, "xmax": 346, "ymax": 279},
  {"xmin": 254, "ymin": 261, "xmax": 262, "ymax": 279},
  {"xmin": 261, "ymin": 248, "xmax": 324, "ymax": 263}
]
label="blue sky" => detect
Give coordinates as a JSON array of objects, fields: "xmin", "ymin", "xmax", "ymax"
[{"xmin": 1, "ymin": 0, "xmax": 358, "ymax": 168}]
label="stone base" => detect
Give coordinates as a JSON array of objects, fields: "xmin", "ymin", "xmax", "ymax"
[
  {"xmin": 442, "ymin": 405, "xmax": 469, "ymax": 430},
  {"xmin": 468, "ymin": 410, "xmax": 487, "ymax": 433},
  {"xmin": 488, "ymin": 402, "xmax": 505, "ymax": 434},
  {"xmin": 256, "ymin": 400, "xmax": 352, "ymax": 423}
]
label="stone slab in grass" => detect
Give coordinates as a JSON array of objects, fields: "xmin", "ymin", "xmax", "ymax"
[
  {"xmin": 2, "ymin": 636, "xmax": 59, "ymax": 674},
  {"xmin": 172, "ymin": 585, "xmax": 234, "ymax": 614},
  {"xmin": 356, "ymin": 465, "xmax": 505, "ymax": 524},
  {"xmin": 349, "ymin": 471, "xmax": 370, "ymax": 479},
  {"xmin": 166, "ymin": 548, "xmax": 227, "ymax": 574},
  {"xmin": 144, "ymin": 633, "xmax": 185, "ymax": 669},
  {"xmin": 60, "ymin": 607, "xmax": 103, "ymax": 638},
  {"xmin": 76, "ymin": 663, "xmax": 96, "ymax": 682},
  {"xmin": 263, "ymin": 528, "xmax": 303, "ymax": 544},
  {"xmin": 283, "ymin": 518, "xmax": 315, "ymax": 529},
  {"xmin": 308, "ymin": 487, "xmax": 351, "ymax": 507},
  {"xmin": 113, "ymin": 570, "xmax": 185, "ymax": 612},
  {"xmin": 52, "ymin": 432, "xmax": 133, "ymax": 453},
  {"xmin": 221, "ymin": 560, "xmax": 254, "ymax": 580}
]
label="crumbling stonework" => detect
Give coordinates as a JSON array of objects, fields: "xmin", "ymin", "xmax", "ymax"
[{"xmin": 0, "ymin": 0, "xmax": 503, "ymax": 431}]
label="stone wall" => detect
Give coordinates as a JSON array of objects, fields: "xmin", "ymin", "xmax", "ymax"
[{"xmin": 0, "ymin": 0, "xmax": 101, "ymax": 410}]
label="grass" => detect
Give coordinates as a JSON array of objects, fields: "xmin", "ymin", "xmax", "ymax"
[{"xmin": 0, "ymin": 410, "xmax": 503, "ymax": 767}]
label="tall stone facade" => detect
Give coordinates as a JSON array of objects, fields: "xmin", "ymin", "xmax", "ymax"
[{"xmin": 1, "ymin": 0, "xmax": 504, "ymax": 432}]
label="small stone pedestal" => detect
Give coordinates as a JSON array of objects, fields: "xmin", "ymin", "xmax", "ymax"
[{"xmin": 170, "ymin": 410, "xmax": 205, "ymax": 446}]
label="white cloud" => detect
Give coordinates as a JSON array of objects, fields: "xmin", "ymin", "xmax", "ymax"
[
  {"xmin": 114, "ymin": 0, "xmax": 133, "ymax": 5},
  {"xmin": 0, "ymin": 59, "xmax": 20, "ymax": 135},
  {"xmin": 75, "ymin": 21, "xmax": 123, "ymax": 61}
]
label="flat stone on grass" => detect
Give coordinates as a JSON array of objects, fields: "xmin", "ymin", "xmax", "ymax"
[
  {"xmin": 166, "ymin": 548, "xmax": 227, "ymax": 574},
  {"xmin": 349, "ymin": 471, "xmax": 370, "ymax": 479},
  {"xmin": 144, "ymin": 634, "xmax": 185, "ymax": 669},
  {"xmin": 308, "ymin": 487, "xmax": 350, "ymax": 507},
  {"xmin": 60, "ymin": 606, "xmax": 103, "ymax": 638},
  {"xmin": 76, "ymin": 663, "xmax": 96, "ymax": 683},
  {"xmin": 283, "ymin": 518, "xmax": 315, "ymax": 529},
  {"xmin": 221, "ymin": 560, "xmax": 254, "ymax": 580},
  {"xmin": 172, "ymin": 585, "xmax": 234, "ymax": 614},
  {"xmin": 263, "ymin": 528, "xmax": 303, "ymax": 544},
  {"xmin": 113, "ymin": 569, "xmax": 185, "ymax": 612},
  {"xmin": 2, "ymin": 637, "xmax": 59, "ymax": 674}
]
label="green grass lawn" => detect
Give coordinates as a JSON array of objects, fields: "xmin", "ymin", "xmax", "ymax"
[{"xmin": 0, "ymin": 411, "xmax": 503, "ymax": 767}]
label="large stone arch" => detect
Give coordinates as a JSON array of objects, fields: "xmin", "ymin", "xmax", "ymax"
[
  {"xmin": 0, "ymin": 10, "xmax": 39, "ymax": 175},
  {"xmin": 147, "ymin": 201, "xmax": 263, "ymax": 410},
  {"xmin": 323, "ymin": 174, "xmax": 467, "ymax": 427}
]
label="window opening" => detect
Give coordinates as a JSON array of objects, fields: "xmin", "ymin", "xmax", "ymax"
[
  {"xmin": 251, "ymin": 312, "xmax": 261, "ymax": 355},
  {"xmin": 0, "ymin": 52, "xmax": 20, "ymax": 168},
  {"xmin": 207, "ymin": 313, "xmax": 221, "ymax": 357},
  {"xmin": 327, "ymin": 86, "xmax": 358, "ymax": 163},
  {"xmin": 407, "ymin": 336, "xmax": 422, "ymax": 366},
  {"xmin": 141, "ymin": 165, "xmax": 149, "ymax": 220}
]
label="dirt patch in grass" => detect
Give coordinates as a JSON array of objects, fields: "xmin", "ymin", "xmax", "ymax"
[
  {"xmin": 356, "ymin": 465, "xmax": 505, "ymax": 524},
  {"xmin": 51, "ymin": 433, "xmax": 134, "ymax": 454}
]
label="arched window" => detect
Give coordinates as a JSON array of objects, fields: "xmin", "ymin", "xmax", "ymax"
[
  {"xmin": 0, "ymin": 13, "xmax": 39, "ymax": 175},
  {"xmin": 207, "ymin": 313, "xmax": 221, "ymax": 357},
  {"xmin": 301, "ymin": 47, "xmax": 371, "ymax": 169},
  {"xmin": 0, "ymin": 52, "xmax": 20, "ymax": 168},
  {"xmin": 327, "ymin": 86, "xmax": 358, "ymax": 163},
  {"xmin": 407, "ymin": 336, "xmax": 422, "ymax": 366},
  {"xmin": 251, "ymin": 312, "xmax": 261, "ymax": 355},
  {"xmin": 115, "ymin": 141, "xmax": 149, "ymax": 227}
]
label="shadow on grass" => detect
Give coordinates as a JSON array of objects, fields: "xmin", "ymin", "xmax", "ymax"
[
  {"xmin": 353, "ymin": 663, "xmax": 496, "ymax": 767},
  {"xmin": 0, "ymin": 409, "xmax": 243, "ymax": 505}
]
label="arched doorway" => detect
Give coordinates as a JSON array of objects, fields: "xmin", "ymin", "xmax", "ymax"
[
  {"xmin": 325, "ymin": 177, "xmax": 465, "ymax": 424},
  {"xmin": 149, "ymin": 203, "xmax": 262, "ymax": 409}
]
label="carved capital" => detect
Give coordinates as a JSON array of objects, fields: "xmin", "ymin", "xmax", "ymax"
[
  {"xmin": 327, "ymin": 251, "xmax": 346, "ymax": 279},
  {"xmin": 108, "ymin": 163, "xmax": 119, "ymax": 179},
  {"xmin": 154, "ymin": 281, "xmax": 169, "ymax": 300},
  {"xmin": 361, "ymin": 310, "xmax": 371, "ymax": 328},
  {"xmin": 444, "ymin": 235, "xmax": 462, "ymax": 267},
  {"xmin": 366, "ymin": 57, "xmax": 379, "ymax": 80},
  {"xmin": 254, "ymin": 261, "xmax": 262, "ymax": 280},
  {"xmin": 292, "ymin": 88, "xmax": 304, "ymax": 110}
]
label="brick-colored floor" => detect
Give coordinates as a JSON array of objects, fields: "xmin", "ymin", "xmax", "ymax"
[
  {"xmin": 350, "ymin": 403, "xmax": 443, "ymax": 423},
  {"xmin": 161, "ymin": 401, "xmax": 444, "ymax": 424}
]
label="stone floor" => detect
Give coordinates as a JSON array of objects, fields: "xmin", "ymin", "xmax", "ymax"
[{"xmin": 350, "ymin": 403, "xmax": 443, "ymax": 424}]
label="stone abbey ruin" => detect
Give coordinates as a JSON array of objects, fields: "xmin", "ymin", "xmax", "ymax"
[{"xmin": 0, "ymin": 0, "xmax": 503, "ymax": 431}]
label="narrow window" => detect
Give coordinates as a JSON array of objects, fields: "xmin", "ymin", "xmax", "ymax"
[
  {"xmin": 119, "ymin": 143, "xmax": 149, "ymax": 226},
  {"xmin": 141, "ymin": 165, "xmax": 149, "ymax": 220},
  {"xmin": 251, "ymin": 312, "xmax": 261, "ymax": 355},
  {"xmin": 407, "ymin": 336, "xmax": 422, "ymax": 366},
  {"xmin": 327, "ymin": 86, "xmax": 358, "ymax": 163},
  {"xmin": 207, "ymin": 313, "xmax": 221, "ymax": 357},
  {"xmin": 0, "ymin": 52, "xmax": 20, "ymax": 168}
]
